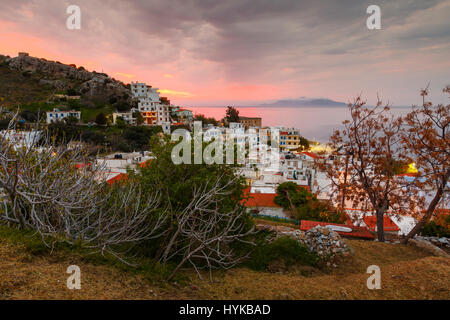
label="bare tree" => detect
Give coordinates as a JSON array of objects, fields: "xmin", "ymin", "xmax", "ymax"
[
  {"xmin": 159, "ymin": 174, "xmax": 255, "ymax": 281},
  {"xmin": 322, "ymin": 97, "xmax": 413, "ymax": 241},
  {"xmin": 0, "ymin": 115, "xmax": 165, "ymax": 263},
  {"xmin": 401, "ymin": 86, "xmax": 450, "ymax": 243}
]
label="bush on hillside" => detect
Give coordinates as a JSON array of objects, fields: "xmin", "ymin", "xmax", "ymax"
[
  {"xmin": 274, "ymin": 182, "xmax": 346, "ymax": 223},
  {"xmin": 131, "ymin": 137, "xmax": 255, "ymax": 280},
  {"xmin": 95, "ymin": 112, "xmax": 107, "ymax": 125},
  {"xmin": 0, "ymin": 118, "xmax": 11, "ymax": 130},
  {"xmin": 422, "ymin": 218, "xmax": 450, "ymax": 238},
  {"xmin": 122, "ymin": 126, "xmax": 161, "ymax": 151},
  {"xmin": 245, "ymin": 236, "xmax": 318, "ymax": 271}
]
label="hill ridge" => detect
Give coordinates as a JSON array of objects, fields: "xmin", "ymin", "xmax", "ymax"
[{"xmin": 0, "ymin": 52, "xmax": 132, "ymax": 109}]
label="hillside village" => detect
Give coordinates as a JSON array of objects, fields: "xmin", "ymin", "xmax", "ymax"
[
  {"xmin": 0, "ymin": 53, "xmax": 449, "ymax": 244},
  {"xmin": 0, "ymin": 52, "xmax": 449, "ymax": 300},
  {"xmin": 1, "ymin": 0, "xmax": 450, "ymax": 305}
]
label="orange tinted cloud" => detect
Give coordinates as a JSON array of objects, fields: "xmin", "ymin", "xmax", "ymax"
[{"xmin": 158, "ymin": 89, "xmax": 194, "ymax": 98}]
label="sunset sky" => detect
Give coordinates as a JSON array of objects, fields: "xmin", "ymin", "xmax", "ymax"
[{"xmin": 0, "ymin": 0, "xmax": 449, "ymax": 106}]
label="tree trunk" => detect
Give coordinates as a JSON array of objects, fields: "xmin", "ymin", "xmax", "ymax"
[
  {"xmin": 401, "ymin": 185, "xmax": 446, "ymax": 244},
  {"xmin": 376, "ymin": 209, "xmax": 385, "ymax": 242},
  {"xmin": 283, "ymin": 190, "xmax": 297, "ymax": 218}
]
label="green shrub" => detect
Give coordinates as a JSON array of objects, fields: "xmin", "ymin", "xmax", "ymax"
[
  {"xmin": 422, "ymin": 221, "xmax": 450, "ymax": 238},
  {"xmin": 95, "ymin": 112, "xmax": 107, "ymax": 125},
  {"xmin": 245, "ymin": 236, "xmax": 318, "ymax": 271},
  {"xmin": 274, "ymin": 182, "xmax": 346, "ymax": 223},
  {"xmin": 0, "ymin": 118, "xmax": 12, "ymax": 130}
]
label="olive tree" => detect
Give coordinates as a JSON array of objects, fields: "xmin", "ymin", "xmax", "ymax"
[{"xmin": 0, "ymin": 115, "xmax": 165, "ymax": 262}]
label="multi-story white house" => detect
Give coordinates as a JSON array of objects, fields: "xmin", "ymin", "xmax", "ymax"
[
  {"xmin": 130, "ymin": 82, "xmax": 149, "ymax": 98},
  {"xmin": 46, "ymin": 108, "xmax": 81, "ymax": 124},
  {"xmin": 156, "ymin": 103, "xmax": 170, "ymax": 124},
  {"xmin": 130, "ymin": 81, "xmax": 171, "ymax": 126}
]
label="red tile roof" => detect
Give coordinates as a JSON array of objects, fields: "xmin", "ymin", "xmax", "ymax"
[
  {"xmin": 300, "ymin": 220, "xmax": 375, "ymax": 239},
  {"xmin": 139, "ymin": 159, "xmax": 152, "ymax": 168},
  {"xmin": 363, "ymin": 216, "xmax": 400, "ymax": 232},
  {"xmin": 107, "ymin": 173, "xmax": 128, "ymax": 185},
  {"xmin": 397, "ymin": 173, "xmax": 418, "ymax": 177},
  {"xmin": 241, "ymin": 185, "xmax": 311, "ymax": 208},
  {"xmin": 435, "ymin": 208, "xmax": 449, "ymax": 215},
  {"xmin": 300, "ymin": 151, "xmax": 320, "ymax": 159},
  {"xmin": 241, "ymin": 188, "xmax": 280, "ymax": 208}
]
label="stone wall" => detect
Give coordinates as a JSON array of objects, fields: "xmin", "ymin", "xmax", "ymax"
[{"xmin": 256, "ymin": 224, "xmax": 351, "ymax": 258}]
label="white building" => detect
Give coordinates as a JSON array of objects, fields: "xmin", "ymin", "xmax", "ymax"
[
  {"xmin": 46, "ymin": 108, "xmax": 81, "ymax": 124},
  {"xmin": 156, "ymin": 103, "xmax": 170, "ymax": 124},
  {"xmin": 96, "ymin": 151, "xmax": 153, "ymax": 173},
  {"xmin": 203, "ymin": 126, "xmax": 224, "ymax": 142},
  {"xmin": 161, "ymin": 122, "xmax": 171, "ymax": 134},
  {"xmin": 130, "ymin": 82, "xmax": 149, "ymax": 98},
  {"xmin": 112, "ymin": 112, "xmax": 136, "ymax": 125},
  {"xmin": 0, "ymin": 130, "xmax": 42, "ymax": 149},
  {"xmin": 130, "ymin": 82, "xmax": 171, "ymax": 126},
  {"xmin": 229, "ymin": 122, "xmax": 244, "ymax": 130}
]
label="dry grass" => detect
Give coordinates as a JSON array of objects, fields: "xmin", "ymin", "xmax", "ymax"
[
  {"xmin": 0, "ymin": 236, "xmax": 449, "ymax": 300},
  {"xmin": 0, "ymin": 241, "xmax": 160, "ymax": 299},
  {"xmin": 185, "ymin": 240, "xmax": 450, "ymax": 299}
]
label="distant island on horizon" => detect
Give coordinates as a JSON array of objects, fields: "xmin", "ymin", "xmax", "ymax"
[
  {"xmin": 186, "ymin": 98, "xmax": 347, "ymax": 108},
  {"xmin": 258, "ymin": 98, "xmax": 347, "ymax": 107},
  {"xmin": 187, "ymin": 98, "xmax": 412, "ymax": 109}
]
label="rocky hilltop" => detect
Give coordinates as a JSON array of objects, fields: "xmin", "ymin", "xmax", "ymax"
[{"xmin": 0, "ymin": 52, "xmax": 132, "ymax": 108}]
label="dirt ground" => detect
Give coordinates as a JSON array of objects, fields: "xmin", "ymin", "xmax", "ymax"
[{"xmin": 0, "ymin": 238, "xmax": 448, "ymax": 300}]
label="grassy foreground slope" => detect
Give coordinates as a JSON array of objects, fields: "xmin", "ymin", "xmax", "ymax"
[{"xmin": 0, "ymin": 227, "xmax": 448, "ymax": 299}]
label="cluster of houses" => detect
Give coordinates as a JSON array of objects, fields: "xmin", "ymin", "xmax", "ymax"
[
  {"xmin": 238, "ymin": 147, "xmax": 416, "ymax": 239},
  {"xmin": 0, "ymin": 129, "xmax": 154, "ymax": 187},
  {"xmin": 45, "ymin": 81, "xmax": 195, "ymax": 134},
  {"xmin": 198, "ymin": 121, "xmax": 432, "ymax": 239},
  {"xmin": 112, "ymin": 82, "xmax": 194, "ymax": 133},
  {"xmin": 238, "ymin": 136, "xmax": 449, "ymax": 239},
  {"xmin": 198, "ymin": 122, "xmax": 305, "ymax": 151},
  {"xmin": 13, "ymin": 87, "xmax": 449, "ymax": 240},
  {"xmin": 2, "ymin": 118, "xmax": 448, "ymax": 240},
  {"xmin": 94, "ymin": 151, "xmax": 154, "ymax": 185}
]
